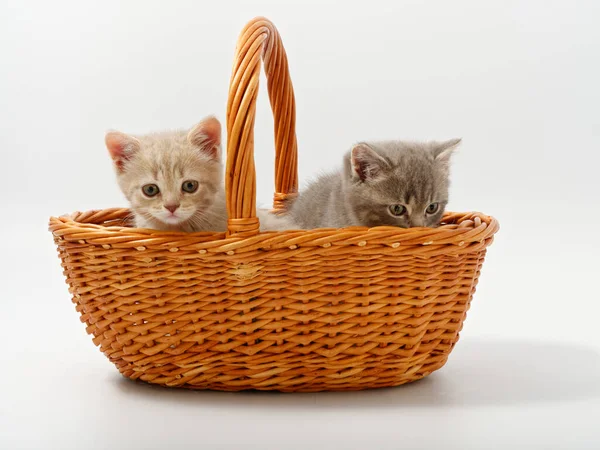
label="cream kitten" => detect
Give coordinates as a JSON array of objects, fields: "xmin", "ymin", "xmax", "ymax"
[
  {"xmin": 106, "ymin": 116, "xmax": 295, "ymax": 233},
  {"xmin": 289, "ymin": 139, "xmax": 461, "ymax": 229}
]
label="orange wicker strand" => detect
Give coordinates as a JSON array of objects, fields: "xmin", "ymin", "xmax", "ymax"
[
  {"xmin": 48, "ymin": 17, "xmax": 499, "ymax": 392},
  {"xmin": 226, "ymin": 17, "xmax": 298, "ymax": 233}
]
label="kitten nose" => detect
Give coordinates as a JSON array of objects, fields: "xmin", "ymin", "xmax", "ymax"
[
  {"xmin": 164, "ymin": 204, "xmax": 180, "ymax": 213},
  {"xmin": 411, "ymin": 218, "xmax": 424, "ymax": 227}
]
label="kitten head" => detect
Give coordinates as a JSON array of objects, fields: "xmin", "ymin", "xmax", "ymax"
[
  {"xmin": 105, "ymin": 116, "xmax": 223, "ymax": 229},
  {"xmin": 342, "ymin": 139, "xmax": 460, "ymax": 228}
]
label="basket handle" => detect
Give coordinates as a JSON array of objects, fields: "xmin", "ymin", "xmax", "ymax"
[{"xmin": 225, "ymin": 17, "xmax": 298, "ymax": 236}]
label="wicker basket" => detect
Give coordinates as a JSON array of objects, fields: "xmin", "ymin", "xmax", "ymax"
[{"xmin": 49, "ymin": 17, "xmax": 499, "ymax": 392}]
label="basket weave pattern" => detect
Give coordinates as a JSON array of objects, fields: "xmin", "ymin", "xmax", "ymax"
[{"xmin": 49, "ymin": 18, "xmax": 498, "ymax": 392}]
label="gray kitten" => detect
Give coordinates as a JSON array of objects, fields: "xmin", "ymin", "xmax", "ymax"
[
  {"xmin": 289, "ymin": 139, "xmax": 460, "ymax": 229},
  {"xmin": 106, "ymin": 116, "xmax": 295, "ymax": 232}
]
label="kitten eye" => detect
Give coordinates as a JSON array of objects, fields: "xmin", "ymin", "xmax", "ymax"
[
  {"xmin": 182, "ymin": 180, "xmax": 199, "ymax": 193},
  {"xmin": 388, "ymin": 204, "xmax": 407, "ymax": 216},
  {"xmin": 426, "ymin": 203, "xmax": 439, "ymax": 214},
  {"xmin": 142, "ymin": 184, "xmax": 160, "ymax": 197}
]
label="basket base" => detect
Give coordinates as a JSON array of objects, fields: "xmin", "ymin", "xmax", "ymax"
[{"xmin": 113, "ymin": 352, "xmax": 451, "ymax": 392}]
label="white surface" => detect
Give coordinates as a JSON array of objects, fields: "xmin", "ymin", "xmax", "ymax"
[{"xmin": 2, "ymin": 1, "xmax": 600, "ymax": 449}]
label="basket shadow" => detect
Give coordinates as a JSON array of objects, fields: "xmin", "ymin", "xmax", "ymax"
[{"xmin": 113, "ymin": 338, "xmax": 600, "ymax": 409}]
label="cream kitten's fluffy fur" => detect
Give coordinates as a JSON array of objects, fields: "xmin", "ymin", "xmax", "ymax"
[{"xmin": 106, "ymin": 116, "xmax": 294, "ymax": 232}]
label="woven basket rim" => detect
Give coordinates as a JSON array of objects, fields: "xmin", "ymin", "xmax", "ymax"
[{"xmin": 48, "ymin": 208, "xmax": 499, "ymax": 252}]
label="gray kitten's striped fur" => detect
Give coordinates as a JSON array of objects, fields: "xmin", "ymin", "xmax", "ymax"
[{"xmin": 289, "ymin": 139, "xmax": 460, "ymax": 229}]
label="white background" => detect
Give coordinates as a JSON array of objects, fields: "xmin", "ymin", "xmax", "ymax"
[{"xmin": 2, "ymin": 0, "xmax": 600, "ymax": 449}]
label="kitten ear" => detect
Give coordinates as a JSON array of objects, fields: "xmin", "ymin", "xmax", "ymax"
[
  {"xmin": 105, "ymin": 131, "xmax": 141, "ymax": 172},
  {"xmin": 432, "ymin": 138, "xmax": 461, "ymax": 163},
  {"xmin": 187, "ymin": 116, "xmax": 221, "ymax": 160},
  {"xmin": 350, "ymin": 143, "xmax": 390, "ymax": 182}
]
